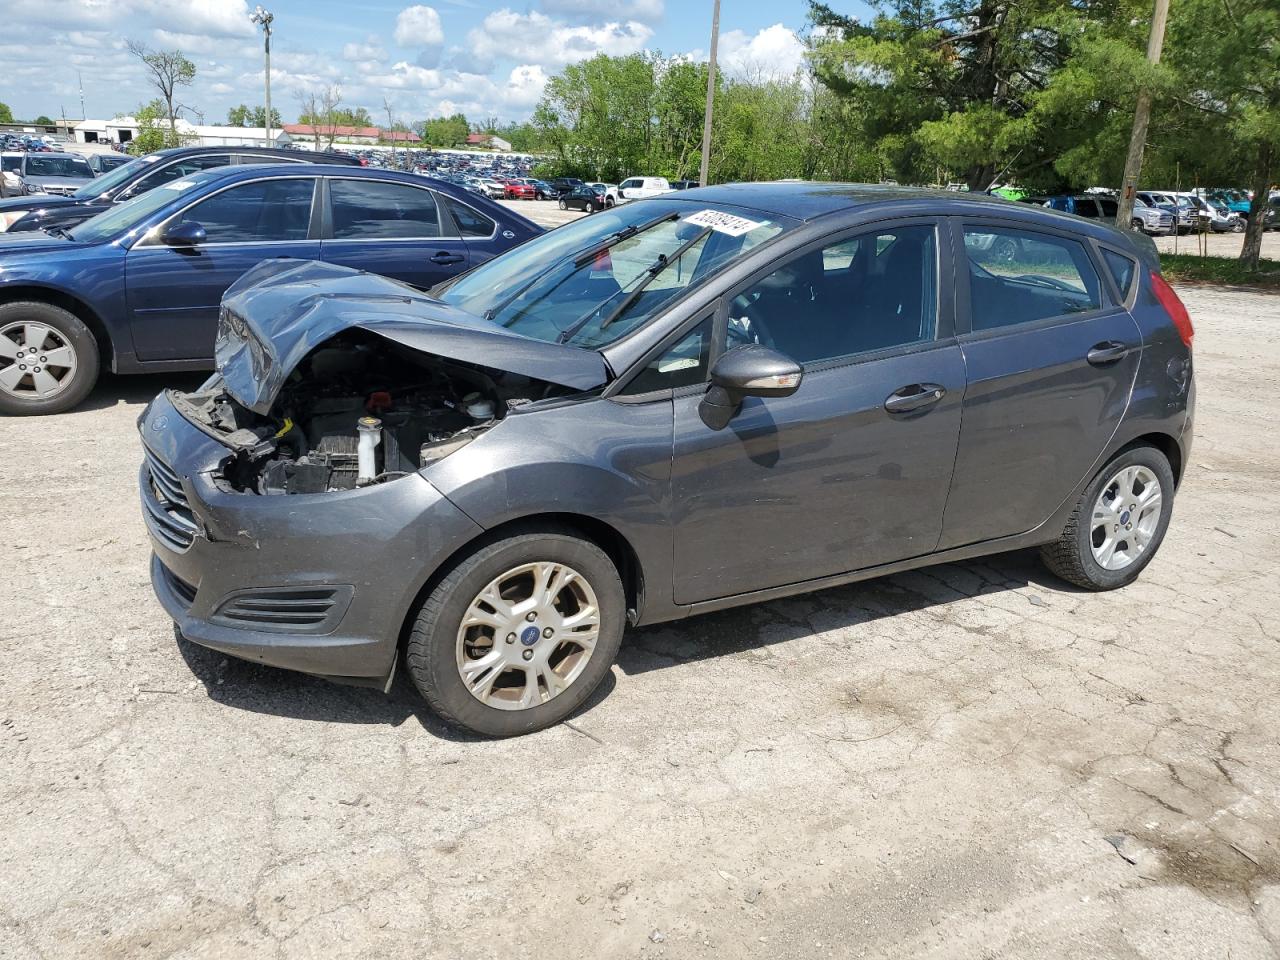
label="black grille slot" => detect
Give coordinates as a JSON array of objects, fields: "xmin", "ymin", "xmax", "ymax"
[
  {"xmin": 212, "ymin": 587, "xmax": 350, "ymax": 634},
  {"xmin": 141, "ymin": 446, "xmax": 197, "ymax": 551},
  {"xmin": 164, "ymin": 568, "xmax": 198, "ymax": 607}
]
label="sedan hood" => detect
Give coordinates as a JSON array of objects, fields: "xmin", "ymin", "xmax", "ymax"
[
  {"xmin": 216, "ymin": 259, "xmax": 611, "ymax": 414},
  {"xmin": 0, "ymin": 231, "xmax": 80, "ymax": 256},
  {"xmin": 0, "ymin": 194, "xmax": 81, "ymax": 213}
]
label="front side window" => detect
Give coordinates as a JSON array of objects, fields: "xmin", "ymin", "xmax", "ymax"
[
  {"xmin": 176, "ymin": 178, "xmax": 315, "ymax": 243},
  {"xmin": 623, "ymin": 317, "xmax": 713, "ymax": 394},
  {"xmin": 728, "ymin": 224, "xmax": 938, "ymax": 365},
  {"xmin": 330, "ymin": 180, "xmax": 441, "ymax": 239},
  {"xmin": 132, "ymin": 155, "xmax": 231, "ymax": 195},
  {"xmin": 964, "ymin": 226, "xmax": 1102, "ymax": 330}
]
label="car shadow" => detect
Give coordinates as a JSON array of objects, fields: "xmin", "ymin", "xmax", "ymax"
[
  {"xmin": 74, "ymin": 371, "xmax": 209, "ymax": 414},
  {"xmin": 174, "ymin": 547, "xmax": 1074, "ymax": 737}
]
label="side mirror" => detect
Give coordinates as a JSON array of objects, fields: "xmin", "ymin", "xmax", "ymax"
[
  {"xmin": 699, "ymin": 344, "xmax": 803, "ymax": 430},
  {"xmin": 161, "ymin": 221, "xmax": 206, "ymax": 247}
]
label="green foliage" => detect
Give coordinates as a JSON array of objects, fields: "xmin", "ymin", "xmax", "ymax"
[
  {"xmin": 0, "ymin": 102, "xmax": 13, "ymax": 123},
  {"xmin": 1161, "ymin": 253, "xmax": 1279, "ymax": 287},
  {"xmin": 419, "ymin": 113, "xmax": 471, "ymax": 147},
  {"xmin": 129, "ymin": 99, "xmax": 194, "ymax": 154},
  {"xmin": 227, "ymin": 104, "xmax": 283, "ymax": 128},
  {"xmin": 33, "ymin": 115, "xmax": 54, "ymax": 126},
  {"xmin": 298, "ymin": 106, "xmax": 373, "ymax": 128}
]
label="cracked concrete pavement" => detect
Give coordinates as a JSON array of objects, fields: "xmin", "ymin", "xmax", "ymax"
[{"xmin": 2, "ymin": 282, "xmax": 1278, "ymax": 959}]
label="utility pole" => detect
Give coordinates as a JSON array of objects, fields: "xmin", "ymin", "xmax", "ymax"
[
  {"xmin": 77, "ymin": 71, "xmax": 85, "ymax": 120},
  {"xmin": 251, "ymin": 7, "xmax": 274, "ymax": 145},
  {"xmin": 1115, "ymin": 0, "xmax": 1170, "ymax": 229},
  {"xmin": 698, "ymin": 0, "xmax": 721, "ymax": 187}
]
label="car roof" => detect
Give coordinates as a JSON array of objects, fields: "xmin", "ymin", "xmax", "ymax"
[
  {"xmin": 23, "ymin": 151, "xmax": 90, "ymax": 161},
  {"xmin": 149, "ymin": 145, "xmax": 357, "ymax": 164}
]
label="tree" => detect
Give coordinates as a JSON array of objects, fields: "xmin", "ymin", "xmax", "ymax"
[
  {"xmin": 34, "ymin": 115, "xmax": 54, "ymax": 126},
  {"xmin": 295, "ymin": 85, "xmax": 348, "ymax": 148},
  {"xmin": 1162, "ymin": 0, "xmax": 1279, "ymax": 269},
  {"xmin": 807, "ymin": 1, "xmax": 1157, "ymax": 191},
  {"xmin": 0, "ymin": 102, "xmax": 12, "ymax": 123},
  {"xmin": 228, "ymin": 104, "xmax": 282, "ymax": 128},
  {"xmin": 130, "ymin": 99, "xmax": 194, "ymax": 154},
  {"xmin": 127, "ymin": 40, "xmax": 195, "ymax": 141},
  {"xmin": 420, "ymin": 113, "xmax": 471, "ymax": 147}
]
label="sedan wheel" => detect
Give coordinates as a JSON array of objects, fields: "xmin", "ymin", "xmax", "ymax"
[
  {"xmin": 1089, "ymin": 465, "xmax": 1162, "ymax": 571},
  {"xmin": 0, "ymin": 301, "xmax": 100, "ymax": 416},
  {"xmin": 558, "ymin": 199, "xmax": 567, "ymax": 210},
  {"xmin": 406, "ymin": 527, "xmax": 625, "ymax": 737}
]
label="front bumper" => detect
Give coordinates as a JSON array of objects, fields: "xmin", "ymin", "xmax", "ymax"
[{"xmin": 139, "ymin": 392, "xmax": 484, "ymax": 683}]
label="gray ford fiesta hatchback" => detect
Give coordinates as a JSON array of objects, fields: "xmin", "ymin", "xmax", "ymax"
[{"xmin": 140, "ymin": 183, "xmax": 1195, "ymax": 737}]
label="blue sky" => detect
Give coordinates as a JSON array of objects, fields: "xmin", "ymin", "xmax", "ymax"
[{"xmin": 0, "ymin": 0, "xmax": 874, "ymax": 126}]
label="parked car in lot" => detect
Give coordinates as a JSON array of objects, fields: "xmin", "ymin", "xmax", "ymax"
[
  {"xmin": 559, "ymin": 184, "xmax": 608, "ymax": 212},
  {"xmin": 587, "ymin": 182, "xmax": 619, "ymax": 206},
  {"xmin": 615, "ymin": 176, "xmax": 673, "ymax": 202},
  {"xmin": 138, "ymin": 183, "xmax": 1193, "ymax": 737},
  {"xmin": 0, "ymin": 153, "xmax": 23, "ymax": 198},
  {"xmin": 86, "ymin": 153, "xmax": 132, "ymax": 176},
  {"xmin": 3, "ymin": 152, "xmax": 95, "ymax": 198},
  {"xmin": 529, "ymin": 179, "xmax": 558, "ymax": 200},
  {"xmin": 0, "ymin": 165, "xmax": 541, "ymax": 415},
  {"xmin": 503, "ymin": 178, "xmax": 537, "ymax": 200},
  {"xmin": 545, "ymin": 177, "xmax": 585, "ymax": 198},
  {"xmin": 0, "ymin": 145, "xmax": 358, "ymax": 235},
  {"xmin": 475, "ymin": 178, "xmax": 507, "ymax": 199}
]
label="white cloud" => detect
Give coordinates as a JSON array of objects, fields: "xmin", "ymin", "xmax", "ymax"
[
  {"xmin": 717, "ymin": 23, "xmax": 805, "ymax": 80},
  {"xmin": 468, "ymin": 9, "xmax": 652, "ymax": 68},
  {"xmin": 541, "ymin": 0, "xmax": 664, "ymax": 22},
  {"xmin": 343, "ymin": 38, "xmax": 388, "ymax": 62},
  {"xmin": 394, "ymin": 5, "xmax": 444, "ymax": 47}
]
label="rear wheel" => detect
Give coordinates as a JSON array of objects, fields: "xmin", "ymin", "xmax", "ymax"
[
  {"xmin": 1040, "ymin": 446, "xmax": 1175, "ymax": 590},
  {"xmin": 406, "ymin": 527, "xmax": 625, "ymax": 737},
  {"xmin": 558, "ymin": 199, "xmax": 567, "ymax": 210},
  {"xmin": 0, "ymin": 301, "xmax": 99, "ymax": 416}
]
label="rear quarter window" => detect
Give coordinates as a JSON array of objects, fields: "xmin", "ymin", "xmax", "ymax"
[{"xmin": 1101, "ymin": 248, "xmax": 1137, "ymax": 300}]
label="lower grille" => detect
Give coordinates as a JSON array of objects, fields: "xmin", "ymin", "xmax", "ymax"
[
  {"xmin": 164, "ymin": 567, "xmax": 199, "ymax": 608},
  {"xmin": 211, "ymin": 586, "xmax": 353, "ymax": 635},
  {"xmin": 142, "ymin": 446, "xmax": 197, "ymax": 551}
]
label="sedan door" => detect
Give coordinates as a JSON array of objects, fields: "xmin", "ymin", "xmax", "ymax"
[
  {"xmin": 319, "ymin": 178, "xmax": 472, "ymax": 290},
  {"xmin": 937, "ymin": 220, "xmax": 1143, "ymax": 550},
  {"xmin": 125, "ymin": 176, "xmax": 320, "ymax": 361},
  {"xmin": 668, "ymin": 221, "xmax": 966, "ymax": 604}
]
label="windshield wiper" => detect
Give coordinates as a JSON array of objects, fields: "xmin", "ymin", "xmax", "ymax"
[
  {"xmin": 556, "ymin": 224, "xmax": 713, "ymax": 344},
  {"xmin": 482, "ymin": 211, "xmax": 681, "ymax": 324},
  {"xmin": 42, "ymin": 225, "xmax": 74, "ymax": 240}
]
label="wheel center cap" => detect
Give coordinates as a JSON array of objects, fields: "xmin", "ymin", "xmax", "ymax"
[
  {"xmin": 519, "ymin": 626, "xmax": 540, "ymax": 647},
  {"xmin": 1120, "ymin": 510, "xmax": 1131, "ymax": 524}
]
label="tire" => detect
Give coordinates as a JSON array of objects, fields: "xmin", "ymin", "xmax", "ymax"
[
  {"xmin": 558, "ymin": 199, "xmax": 567, "ymax": 210},
  {"xmin": 1130, "ymin": 219, "xmax": 1146, "ymax": 234},
  {"xmin": 605, "ymin": 197, "xmax": 615, "ymax": 208},
  {"xmin": 405, "ymin": 526, "xmax": 626, "ymax": 737},
  {"xmin": 0, "ymin": 300, "xmax": 100, "ymax": 416},
  {"xmin": 1040, "ymin": 445, "xmax": 1176, "ymax": 591}
]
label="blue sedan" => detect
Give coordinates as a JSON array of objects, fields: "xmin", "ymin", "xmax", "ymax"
[{"xmin": 0, "ymin": 164, "xmax": 542, "ymax": 414}]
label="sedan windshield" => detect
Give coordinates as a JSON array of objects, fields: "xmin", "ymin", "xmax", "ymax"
[
  {"xmin": 25, "ymin": 155, "xmax": 93, "ymax": 178},
  {"xmin": 68, "ymin": 177, "xmax": 202, "ymax": 243},
  {"xmin": 436, "ymin": 199, "xmax": 794, "ymax": 348},
  {"xmin": 72, "ymin": 154, "xmax": 155, "ymax": 199}
]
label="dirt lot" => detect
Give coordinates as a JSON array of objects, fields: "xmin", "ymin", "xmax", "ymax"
[{"xmin": 2, "ymin": 255, "xmax": 1279, "ymax": 956}]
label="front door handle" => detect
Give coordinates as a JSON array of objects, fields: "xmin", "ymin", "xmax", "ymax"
[
  {"xmin": 1087, "ymin": 341, "xmax": 1131, "ymax": 365},
  {"xmin": 884, "ymin": 383, "xmax": 946, "ymax": 414},
  {"xmin": 428, "ymin": 252, "xmax": 465, "ymax": 265}
]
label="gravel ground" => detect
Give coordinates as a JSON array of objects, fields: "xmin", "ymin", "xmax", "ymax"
[
  {"xmin": 1152, "ymin": 229, "xmax": 1279, "ymax": 259},
  {"xmin": 2, "ymin": 252, "xmax": 1278, "ymax": 955}
]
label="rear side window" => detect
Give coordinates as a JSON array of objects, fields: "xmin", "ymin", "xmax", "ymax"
[
  {"xmin": 443, "ymin": 197, "xmax": 494, "ymax": 237},
  {"xmin": 1102, "ymin": 248, "xmax": 1136, "ymax": 299},
  {"xmin": 963, "ymin": 226, "xmax": 1102, "ymax": 331},
  {"xmin": 330, "ymin": 180, "xmax": 441, "ymax": 239}
]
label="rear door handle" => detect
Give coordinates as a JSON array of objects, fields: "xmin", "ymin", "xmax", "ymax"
[
  {"xmin": 1087, "ymin": 341, "xmax": 1131, "ymax": 365},
  {"xmin": 884, "ymin": 383, "xmax": 946, "ymax": 414},
  {"xmin": 428, "ymin": 252, "xmax": 466, "ymax": 265}
]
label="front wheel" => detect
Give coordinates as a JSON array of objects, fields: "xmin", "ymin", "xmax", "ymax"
[
  {"xmin": 558, "ymin": 199, "xmax": 567, "ymax": 210},
  {"xmin": 406, "ymin": 528, "xmax": 625, "ymax": 737},
  {"xmin": 1040, "ymin": 446, "xmax": 1175, "ymax": 590},
  {"xmin": 0, "ymin": 301, "xmax": 100, "ymax": 416},
  {"xmin": 1130, "ymin": 219, "xmax": 1146, "ymax": 234}
]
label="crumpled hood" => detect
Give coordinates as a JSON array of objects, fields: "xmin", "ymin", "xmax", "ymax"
[{"xmin": 215, "ymin": 259, "xmax": 611, "ymax": 415}]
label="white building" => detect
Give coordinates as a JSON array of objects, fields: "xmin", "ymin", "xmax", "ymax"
[{"xmin": 73, "ymin": 118, "xmax": 290, "ymax": 148}]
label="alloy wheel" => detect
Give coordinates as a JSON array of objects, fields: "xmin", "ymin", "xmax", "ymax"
[
  {"xmin": 1090, "ymin": 465, "xmax": 1162, "ymax": 571},
  {"xmin": 455, "ymin": 561, "xmax": 601, "ymax": 711},
  {"xmin": 0, "ymin": 321, "xmax": 78, "ymax": 400}
]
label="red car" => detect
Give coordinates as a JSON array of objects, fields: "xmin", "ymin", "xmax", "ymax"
[{"xmin": 504, "ymin": 178, "xmax": 536, "ymax": 200}]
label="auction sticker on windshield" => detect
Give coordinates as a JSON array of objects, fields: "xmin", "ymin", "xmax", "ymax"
[{"xmin": 683, "ymin": 209, "xmax": 766, "ymax": 237}]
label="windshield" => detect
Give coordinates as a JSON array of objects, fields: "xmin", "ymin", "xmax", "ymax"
[
  {"xmin": 73, "ymin": 154, "xmax": 154, "ymax": 199},
  {"xmin": 69, "ymin": 177, "xmax": 201, "ymax": 243},
  {"xmin": 435, "ymin": 199, "xmax": 794, "ymax": 348},
  {"xmin": 25, "ymin": 155, "xmax": 93, "ymax": 179}
]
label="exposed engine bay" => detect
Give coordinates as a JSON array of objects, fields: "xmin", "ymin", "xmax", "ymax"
[{"xmin": 172, "ymin": 331, "xmax": 568, "ymax": 495}]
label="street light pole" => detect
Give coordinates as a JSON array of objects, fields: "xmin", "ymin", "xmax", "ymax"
[
  {"xmin": 1115, "ymin": 0, "xmax": 1170, "ymax": 229},
  {"xmin": 251, "ymin": 6, "xmax": 274, "ymax": 146},
  {"xmin": 699, "ymin": 0, "xmax": 721, "ymax": 187}
]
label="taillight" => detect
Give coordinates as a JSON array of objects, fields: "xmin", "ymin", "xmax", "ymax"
[{"xmin": 1150, "ymin": 271, "xmax": 1194, "ymax": 348}]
